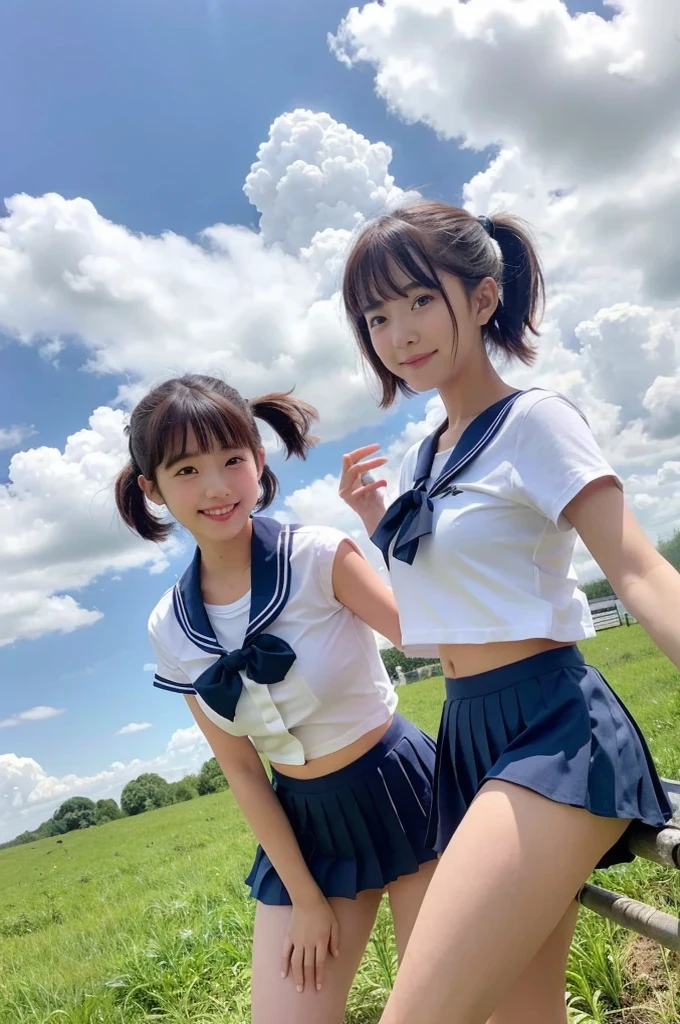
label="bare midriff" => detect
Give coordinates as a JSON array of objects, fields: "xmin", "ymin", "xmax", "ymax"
[
  {"xmin": 270, "ymin": 715, "xmax": 394, "ymax": 781},
  {"xmin": 439, "ymin": 637, "xmax": 574, "ymax": 680}
]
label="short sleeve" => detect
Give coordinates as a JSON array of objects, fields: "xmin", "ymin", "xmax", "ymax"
[
  {"xmin": 148, "ymin": 622, "xmax": 196, "ymax": 696},
  {"xmin": 511, "ymin": 395, "xmax": 622, "ymax": 530},
  {"xmin": 311, "ymin": 525, "xmax": 357, "ymax": 605}
]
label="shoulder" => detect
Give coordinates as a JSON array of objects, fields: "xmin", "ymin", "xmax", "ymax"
[
  {"xmin": 511, "ymin": 389, "xmax": 589, "ymax": 432},
  {"xmin": 291, "ymin": 523, "xmax": 352, "ymax": 557},
  {"xmin": 289, "ymin": 524, "xmax": 361, "ymax": 606},
  {"xmin": 147, "ymin": 586, "xmax": 176, "ymax": 644}
]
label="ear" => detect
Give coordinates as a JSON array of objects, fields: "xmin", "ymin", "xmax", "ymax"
[
  {"xmin": 256, "ymin": 447, "xmax": 266, "ymax": 477},
  {"xmin": 137, "ymin": 474, "xmax": 165, "ymax": 507},
  {"xmin": 475, "ymin": 277, "xmax": 499, "ymax": 327}
]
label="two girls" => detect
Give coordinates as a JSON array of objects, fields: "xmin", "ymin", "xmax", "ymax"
[
  {"xmin": 338, "ymin": 201, "xmax": 678, "ymax": 1024},
  {"xmin": 115, "ymin": 376, "xmax": 438, "ymax": 1024}
]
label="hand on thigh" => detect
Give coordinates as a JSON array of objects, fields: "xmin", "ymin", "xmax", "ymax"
[
  {"xmin": 380, "ymin": 781, "xmax": 628, "ymax": 1024},
  {"xmin": 251, "ymin": 890, "xmax": 383, "ymax": 1024}
]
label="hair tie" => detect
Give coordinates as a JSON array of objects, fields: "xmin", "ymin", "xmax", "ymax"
[{"xmin": 478, "ymin": 215, "xmax": 496, "ymax": 240}]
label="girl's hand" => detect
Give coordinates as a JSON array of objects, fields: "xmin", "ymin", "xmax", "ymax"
[
  {"xmin": 281, "ymin": 894, "xmax": 340, "ymax": 993},
  {"xmin": 339, "ymin": 444, "xmax": 388, "ymax": 535}
]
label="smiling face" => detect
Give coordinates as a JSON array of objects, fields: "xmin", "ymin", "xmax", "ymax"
[
  {"xmin": 364, "ymin": 270, "xmax": 498, "ymax": 396},
  {"xmin": 142, "ymin": 431, "xmax": 265, "ymax": 544},
  {"xmin": 130, "ymin": 382, "xmax": 267, "ymax": 546},
  {"xmin": 342, "ymin": 207, "xmax": 502, "ymax": 407}
]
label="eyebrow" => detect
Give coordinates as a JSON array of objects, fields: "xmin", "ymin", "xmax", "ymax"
[
  {"xmin": 363, "ymin": 281, "xmax": 423, "ymax": 315},
  {"xmin": 164, "ymin": 450, "xmax": 199, "ymax": 470},
  {"xmin": 164, "ymin": 444, "xmax": 249, "ymax": 470}
]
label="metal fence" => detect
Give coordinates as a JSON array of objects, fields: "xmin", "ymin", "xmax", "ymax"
[{"xmin": 589, "ymin": 598, "xmax": 636, "ymax": 631}]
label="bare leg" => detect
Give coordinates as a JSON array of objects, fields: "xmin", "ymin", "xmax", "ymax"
[
  {"xmin": 488, "ymin": 901, "xmax": 579, "ymax": 1024},
  {"xmin": 251, "ymin": 889, "xmax": 383, "ymax": 1024},
  {"xmin": 379, "ymin": 780, "xmax": 628, "ymax": 1024},
  {"xmin": 387, "ymin": 859, "xmax": 439, "ymax": 961}
]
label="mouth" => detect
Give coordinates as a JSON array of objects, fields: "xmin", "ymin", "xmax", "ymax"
[
  {"xmin": 401, "ymin": 351, "xmax": 436, "ymax": 369},
  {"xmin": 199, "ymin": 502, "xmax": 238, "ymax": 522}
]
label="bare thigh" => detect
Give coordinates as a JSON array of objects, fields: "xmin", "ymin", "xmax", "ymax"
[
  {"xmin": 379, "ymin": 780, "xmax": 628, "ymax": 1024},
  {"xmin": 388, "ymin": 859, "xmax": 439, "ymax": 961},
  {"xmin": 251, "ymin": 889, "xmax": 383, "ymax": 1024},
  {"xmin": 488, "ymin": 901, "xmax": 579, "ymax": 1024}
]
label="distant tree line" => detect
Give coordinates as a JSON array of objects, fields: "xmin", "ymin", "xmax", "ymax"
[
  {"xmin": 0, "ymin": 756, "xmax": 230, "ymax": 850},
  {"xmin": 379, "ymin": 647, "xmax": 436, "ymax": 681}
]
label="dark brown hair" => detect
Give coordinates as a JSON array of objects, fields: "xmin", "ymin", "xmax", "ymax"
[
  {"xmin": 114, "ymin": 374, "xmax": 318, "ymax": 542},
  {"xmin": 342, "ymin": 201, "xmax": 545, "ymax": 408}
]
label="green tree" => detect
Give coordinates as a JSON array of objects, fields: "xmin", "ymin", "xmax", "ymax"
[
  {"xmin": 95, "ymin": 799, "xmax": 123, "ymax": 824},
  {"xmin": 580, "ymin": 578, "xmax": 615, "ymax": 601},
  {"xmin": 169, "ymin": 779, "xmax": 199, "ymax": 803},
  {"xmin": 380, "ymin": 647, "xmax": 435, "ymax": 681},
  {"xmin": 197, "ymin": 757, "xmax": 229, "ymax": 796},
  {"xmin": 52, "ymin": 797, "xmax": 97, "ymax": 832},
  {"xmin": 120, "ymin": 773, "xmax": 172, "ymax": 816}
]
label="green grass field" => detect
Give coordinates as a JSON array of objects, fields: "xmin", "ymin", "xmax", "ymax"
[{"xmin": 2, "ymin": 625, "xmax": 680, "ymax": 1023}]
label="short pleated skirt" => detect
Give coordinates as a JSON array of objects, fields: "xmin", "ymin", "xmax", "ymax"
[
  {"xmin": 245, "ymin": 714, "xmax": 438, "ymax": 905},
  {"xmin": 426, "ymin": 646, "xmax": 672, "ymax": 868}
]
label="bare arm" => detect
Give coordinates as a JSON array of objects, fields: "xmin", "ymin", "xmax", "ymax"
[
  {"xmin": 186, "ymin": 695, "xmax": 323, "ymax": 906},
  {"xmin": 564, "ymin": 478, "xmax": 680, "ymax": 670},
  {"xmin": 332, "ymin": 538, "xmax": 402, "ymax": 649}
]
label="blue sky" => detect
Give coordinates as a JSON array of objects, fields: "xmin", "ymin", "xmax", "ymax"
[
  {"xmin": 1, "ymin": 0, "xmax": 477, "ymax": 836},
  {"xmin": 3, "ymin": 0, "xmax": 675, "ymax": 844}
]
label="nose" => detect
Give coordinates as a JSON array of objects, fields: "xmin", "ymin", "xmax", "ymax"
[
  {"xmin": 204, "ymin": 467, "xmax": 231, "ymax": 500},
  {"xmin": 390, "ymin": 313, "xmax": 419, "ymax": 351}
]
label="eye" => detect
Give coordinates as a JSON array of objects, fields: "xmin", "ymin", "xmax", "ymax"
[
  {"xmin": 225, "ymin": 456, "xmax": 244, "ymax": 467},
  {"xmin": 368, "ymin": 314, "xmax": 387, "ymax": 329},
  {"xmin": 412, "ymin": 294, "xmax": 434, "ymax": 310},
  {"xmin": 175, "ymin": 466, "xmax": 197, "ymax": 477}
]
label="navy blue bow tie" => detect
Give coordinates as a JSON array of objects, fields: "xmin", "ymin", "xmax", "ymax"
[
  {"xmin": 373, "ymin": 487, "xmax": 434, "ymax": 567},
  {"xmin": 192, "ymin": 632, "xmax": 296, "ymax": 721},
  {"xmin": 172, "ymin": 517, "xmax": 298, "ymax": 721},
  {"xmin": 372, "ymin": 391, "xmax": 528, "ymax": 567}
]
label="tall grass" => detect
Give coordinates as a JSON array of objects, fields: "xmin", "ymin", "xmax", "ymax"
[{"xmin": 1, "ymin": 625, "xmax": 678, "ymax": 1022}]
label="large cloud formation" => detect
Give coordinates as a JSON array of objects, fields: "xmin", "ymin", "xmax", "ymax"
[
  {"xmin": 0, "ymin": 110, "xmax": 407, "ymax": 647},
  {"xmin": 1, "ymin": 4, "xmax": 680, "ymax": 643},
  {"xmin": 2, "ymin": 0, "xmax": 680, "ymax": 839}
]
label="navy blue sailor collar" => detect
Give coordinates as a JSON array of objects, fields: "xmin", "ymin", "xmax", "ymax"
[
  {"xmin": 172, "ymin": 516, "xmax": 298, "ymax": 721},
  {"xmin": 372, "ymin": 389, "xmax": 532, "ymax": 567}
]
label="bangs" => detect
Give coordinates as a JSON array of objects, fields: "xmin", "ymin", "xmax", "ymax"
[
  {"xmin": 343, "ymin": 218, "xmax": 443, "ymax": 320},
  {"xmin": 146, "ymin": 389, "xmax": 256, "ymax": 472}
]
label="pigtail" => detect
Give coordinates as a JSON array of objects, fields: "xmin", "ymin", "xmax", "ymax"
[
  {"xmin": 249, "ymin": 392, "xmax": 319, "ymax": 459},
  {"xmin": 114, "ymin": 459, "xmax": 170, "ymax": 543},
  {"xmin": 481, "ymin": 214, "xmax": 545, "ymax": 365}
]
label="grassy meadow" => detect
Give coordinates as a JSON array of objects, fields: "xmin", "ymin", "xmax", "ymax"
[{"xmin": 1, "ymin": 624, "xmax": 680, "ymax": 1023}]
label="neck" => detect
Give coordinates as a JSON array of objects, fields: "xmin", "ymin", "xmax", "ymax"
[
  {"xmin": 198, "ymin": 517, "xmax": 253, "ymax": 586},
  {"xmin": 438, "ymin": 353, "xmax": 515, "ymax": 439}
]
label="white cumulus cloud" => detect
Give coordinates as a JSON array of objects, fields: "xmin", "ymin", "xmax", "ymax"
[
  {"xmin": 0, "ymin": 405, "xmax": 172, "ymax": 648},
  {"xmin": 0, "ymin": 425, "xmax": 35, "ymax": 450},
  {"xmin": 0, "ymin": 723, "xmax": 209, "ymax": 842},
  {"xmin": 115, "ymin": 722, "xmax": 153, "ymax": 735},
  {"xmin": 0, "ymin": 706, "xmax": 65, "ymax": 729},
  {"xmin": 329, "ymin": 0, "xmax": 680, "ymax": 492},
  {"xmin": 0, "ymin": 110, "xmax": 419, "ymax": 648}
]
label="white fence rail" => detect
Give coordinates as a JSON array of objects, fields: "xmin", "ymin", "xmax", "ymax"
[{"xmin": 589, "ymin": 597, "xmax": 637, "ymax": 632}]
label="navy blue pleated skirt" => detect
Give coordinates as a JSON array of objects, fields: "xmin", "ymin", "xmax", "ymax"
[
  {"xmin": 245, "ymin": 714, "xmax": 438, "ymax": 905},
  {"xmin": 426, "ymin": 646, "xmax": 672, "ymax": 868}
]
